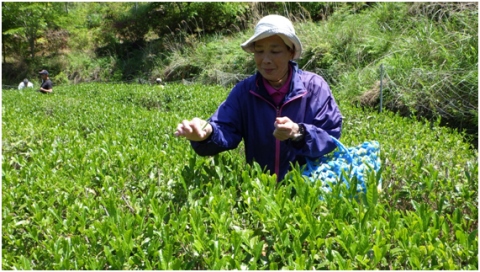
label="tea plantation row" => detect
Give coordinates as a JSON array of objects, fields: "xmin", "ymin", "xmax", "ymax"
[{"xmin": 2, "ymin": 83, "xmax": 477, "ymax": 269}]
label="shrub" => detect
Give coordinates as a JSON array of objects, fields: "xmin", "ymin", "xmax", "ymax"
[{"xmin": 2, "ymin": 83, "xmax": 477, "ymax": 269}]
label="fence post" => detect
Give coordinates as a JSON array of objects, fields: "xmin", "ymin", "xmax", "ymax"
[{"xmin": 379, "ymin": 64, "xmax": 384, "ymax": 113}]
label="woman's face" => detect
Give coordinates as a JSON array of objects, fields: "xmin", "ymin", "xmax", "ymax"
[{"xmin": 253, "ymin": 35, "xmax": 294, "ymax": 82}]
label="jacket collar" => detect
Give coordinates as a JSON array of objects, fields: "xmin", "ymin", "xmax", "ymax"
[{"xmin": 253, "ymin": 61, "xmax": 306, "ymax": 102}]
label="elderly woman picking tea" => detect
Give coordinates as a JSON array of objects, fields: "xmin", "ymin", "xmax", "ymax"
[{"xmin": 175, "ymin": 15, "xmax": 342, "ymax": 181}]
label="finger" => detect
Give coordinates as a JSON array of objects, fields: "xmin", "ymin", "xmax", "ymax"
[
  {"xmin": 178, "ymin": 120, "xmax": 193, "ymax": 136},
  {"xmin": 191, "ymin": 121, "xmax": 204, "ymax": 136},
  {"xmin": 276, "ymin": 124, "xmax": 291, "ymax": 130},
  {"xmin": 275, "ymin": 122, "xmax": 293, "ymax": 131},
  {"xmin": 191, "ymin": 117, "xmax": 203, "ymax": 126},
  {"xmin": 275, "ymin": 116, "xmax": 291, "ymax": 124},
  {"xmin": 273, "ymin": 130, "xmax": 289, "ymax": 141},
  {"xmin": 274, "ymin": 117, "xmax": 283, "ymax": 126},
  {"xmin": 175, "ymin": 126, "xmax": 187, "ymax": 137},
  {"xmin": 274, "ymin": 118, "xmax": 285, "ymax": 128},
  {"xmin": 175, "ymin": 118, "xmax": 210, "ymax": 141},
  {"xmin": 174, "ymin": 122, "xmax": 187, "ymax": 137}
]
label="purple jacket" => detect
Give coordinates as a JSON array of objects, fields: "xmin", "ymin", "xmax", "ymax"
[{"xmin": 191, "ymin": 61, "xmax": 343, "ymax": 180}]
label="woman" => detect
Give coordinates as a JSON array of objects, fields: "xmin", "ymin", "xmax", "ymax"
[{"xmin": 175, "ymin": 15, "xmax": 342, "ymax": 181}]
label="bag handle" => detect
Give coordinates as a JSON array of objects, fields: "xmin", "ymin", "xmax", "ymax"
[
  {"xmin": 304, "ymin": 135, "xmax": 352, "ymax": 176},
  {"xmin": 329, "ymin": 136, "xmax": 353, "ymax": 163}
]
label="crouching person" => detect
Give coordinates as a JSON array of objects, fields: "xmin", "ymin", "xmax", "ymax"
[{"xmin": 18, "ymin": 78, "xmax": 34, "ymax": 90}]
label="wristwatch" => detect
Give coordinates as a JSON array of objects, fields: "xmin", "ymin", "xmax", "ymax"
[{"xmin": 291, "ymin": 124, "xmax": 305, "ymax": 142}]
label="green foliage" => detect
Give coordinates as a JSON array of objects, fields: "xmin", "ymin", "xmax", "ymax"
[
  {"xmin": 372, "ymin": 2, "xmax": 478, "ymax": 135},
  {"xmin": 52, "ymin": 71, "xmax": 69, "ymax": 86},
  {"xmin": 160, "ymin": 2, "xmax": 250, "ymax": 35},
  {"xmin": 2, "ymin": 83, "xmax": 477, "ymax": 269},
  {"xmin": 110, "ymin": 2, "xmax": 250, "ymax": 44},
  {"xmin": 1, "ymin": 9, "xmax": 477, "ymax": 270},
  {"xmin": 2, "ymin": 2, "xmax": 50, "ymax": 59},
  {"xmin": 297, "ymin": 2, "xmax": 478, "ymax": 139}
]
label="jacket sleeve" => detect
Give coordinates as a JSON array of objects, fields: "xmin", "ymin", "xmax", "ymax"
[
  {"xmin": 190, "ymin": 87, "xmax": 243, "ymax": 156},
  {"xmin": 290, "ymin": 77, "xmax": 343, "ymax": 159}
]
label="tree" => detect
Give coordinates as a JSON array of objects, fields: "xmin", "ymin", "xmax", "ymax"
[
  {"xmin": 2, "ymin": 2, "xmax": 47, "ymax": 59},
  {"xmin": 2, "ymin": 2, "xmax": 61, "ymax": 60}
]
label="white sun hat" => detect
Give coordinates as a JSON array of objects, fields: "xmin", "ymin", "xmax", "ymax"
[{"xmin": 241, "ymin": 15, "xmax": 303, "ymax": 60}]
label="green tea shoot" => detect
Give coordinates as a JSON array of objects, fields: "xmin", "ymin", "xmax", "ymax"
[{"xmin": 2, "ymin": 83, "xmax": 477, "ymax": 269}]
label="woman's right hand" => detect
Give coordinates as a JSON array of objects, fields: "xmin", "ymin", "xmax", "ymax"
[{"xmin": 174, "ymin": 117, "xmax": 212, "ymax": 141}]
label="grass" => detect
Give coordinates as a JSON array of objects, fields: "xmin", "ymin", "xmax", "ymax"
[{"xmin": 2, "ymin": 83, "xmax": 477, "ymax": 269}]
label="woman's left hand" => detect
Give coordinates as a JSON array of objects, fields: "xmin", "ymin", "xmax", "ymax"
[{"xmin": 273, "ymin": 117, "xmax": 300, "ymax": 141}]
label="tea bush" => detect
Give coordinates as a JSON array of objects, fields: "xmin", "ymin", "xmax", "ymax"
[{"xmin": 2, "ymin": 83, "xmax": 477, "ymax": 269}]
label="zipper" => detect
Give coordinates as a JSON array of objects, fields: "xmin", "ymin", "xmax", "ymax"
[
  {"xmin": 250, "ymin": 90, "xmax": 307, "ymax": 179},
  {"xmin": 274, "ymin": 93, "xmax": 307, "ymax": 178},
  {"xmin": 275, "ymin": 106, "xmax": 281, "ymax": 178}
]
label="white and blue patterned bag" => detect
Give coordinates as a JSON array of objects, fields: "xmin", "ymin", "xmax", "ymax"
[{"xmin": 302, "ymin": 136, "xmax": 382, "ymax": 197}]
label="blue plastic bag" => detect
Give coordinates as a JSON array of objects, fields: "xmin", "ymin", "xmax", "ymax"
[{"xmin": 302, "ymin": 136, "xmax": 381, "ymax": 197}]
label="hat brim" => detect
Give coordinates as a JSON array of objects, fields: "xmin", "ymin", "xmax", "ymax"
[{"xmin": 241, "ymin": 30, "xmax": 302, "ymax": 60}]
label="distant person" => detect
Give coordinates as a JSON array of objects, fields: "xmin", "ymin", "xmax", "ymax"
[
  {"xmin": 38, "ymin": 70, "xmax": 53, "ymax": 94},
  {"xmin": 156, "ymin": 78, "xmax": 165, "ymax": 89},
  {"xmin": 174, "ymin": 15, "xmax": 342, "ymax": 181},
  {"xmin": 18, "ymin": 78, "xmax": 34, "ymax": 90}
]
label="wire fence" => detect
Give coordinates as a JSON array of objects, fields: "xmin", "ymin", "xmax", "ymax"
[
  {"xmin": 380, "ymin": 66, "xmax": 477, "ymax": 116},
  {"xmin": 373, "ymin": 65, "xmax": 478, "ymax": 147}
]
